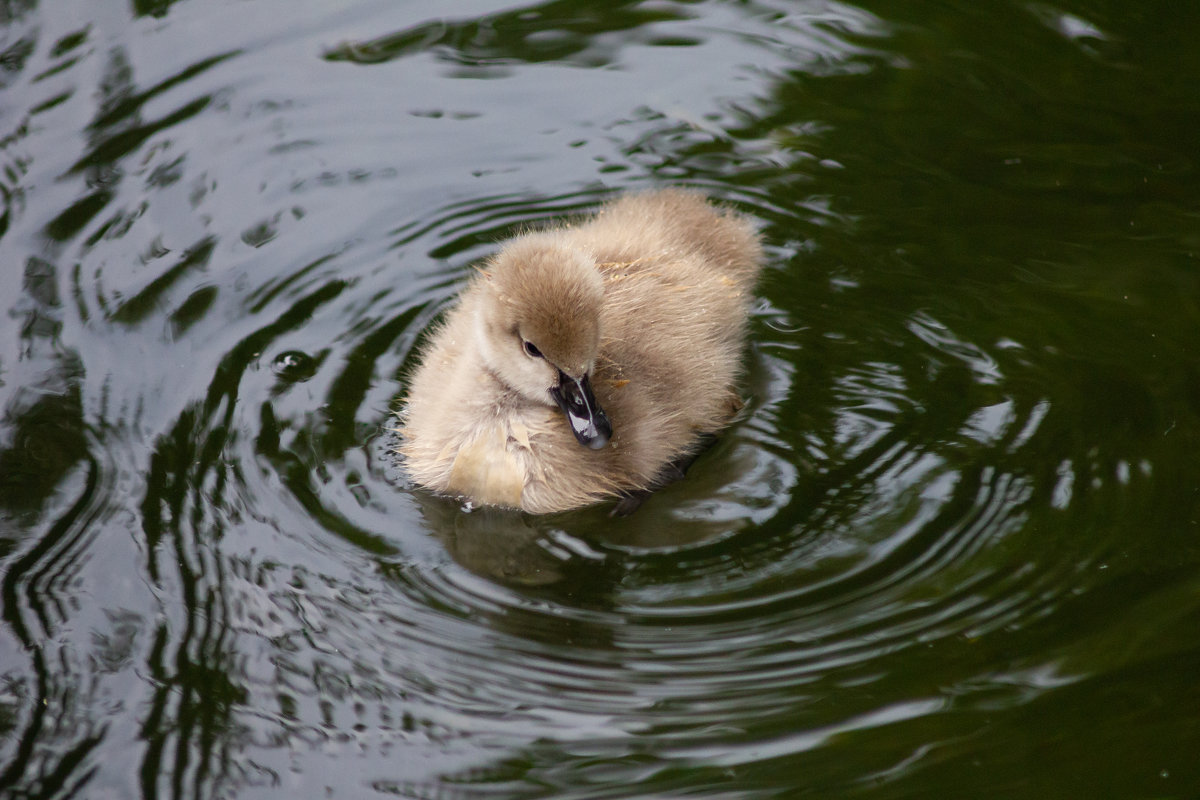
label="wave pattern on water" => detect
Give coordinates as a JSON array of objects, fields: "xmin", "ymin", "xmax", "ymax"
[{"xmin": 3, "ymin": 1, "xmax": 1200, "ymax": 798}]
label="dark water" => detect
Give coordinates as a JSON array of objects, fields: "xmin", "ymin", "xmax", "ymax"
[{"xmin": 3, "ymin": 0, "xmax": 1200, "ymax": 797}]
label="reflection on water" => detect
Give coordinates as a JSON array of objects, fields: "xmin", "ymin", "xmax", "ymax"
[{"xmin": 4, "ymin": 0, "xmax": 1200, "ymax": 797}]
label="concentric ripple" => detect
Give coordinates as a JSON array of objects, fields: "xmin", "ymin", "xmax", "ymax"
[{"xmin": 4, "ymin": 1, "xmax": 1200, "ymax": 798}]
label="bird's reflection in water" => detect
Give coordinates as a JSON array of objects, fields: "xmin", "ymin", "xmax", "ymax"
[
  {"xmin": 408, "ymin": 448, "xmax": 758, "ymax": 590},
  {"xmin": 412, "ymin": 493, "xmax": 576, "ymax": 587}
]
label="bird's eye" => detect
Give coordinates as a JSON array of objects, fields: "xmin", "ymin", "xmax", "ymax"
[{"xmin": 523, "ymin": 340, "xmax": 543, "ymax": 359}]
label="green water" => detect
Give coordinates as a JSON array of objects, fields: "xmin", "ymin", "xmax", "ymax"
[{"xmin": 2, "ymin": 0, "xmax": 1200, "ymax": 797}]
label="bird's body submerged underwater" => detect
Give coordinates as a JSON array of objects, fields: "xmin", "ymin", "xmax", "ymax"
[{"xmin": 398, "ymin": 189, "xmax": 764, "ymax": 514}]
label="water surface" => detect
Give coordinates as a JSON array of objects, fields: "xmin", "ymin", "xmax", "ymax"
[{"xmin": 3, "ymin": 0, "xmax": 1200, "ymax": 797}]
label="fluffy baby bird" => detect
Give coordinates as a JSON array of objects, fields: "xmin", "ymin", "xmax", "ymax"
[{"xmin": 399, "ymin": 189, "xmax": 763, "ymax": 514}]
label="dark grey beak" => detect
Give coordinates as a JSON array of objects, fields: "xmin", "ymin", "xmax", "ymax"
[{"xmin": 549, "ymin": 371, "xmax": 612, "ymax": 449}]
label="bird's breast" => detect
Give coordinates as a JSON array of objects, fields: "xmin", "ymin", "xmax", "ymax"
[{"xmin": 446, "ymin": 424, "xmax": 526, "ymax": 508}]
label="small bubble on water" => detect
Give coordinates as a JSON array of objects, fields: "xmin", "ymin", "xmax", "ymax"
[{"xmin": 271, "ymin": 350, "xmax": 317, "ymax": 381}]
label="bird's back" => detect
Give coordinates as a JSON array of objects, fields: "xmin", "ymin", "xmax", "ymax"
[
  {"xmin": 563, "ymin": 190, "xmax": 763, "ymax": 485},
  {"xmin": 564, "ymin": 189, "xmax": 762, "ymax": 290}
]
